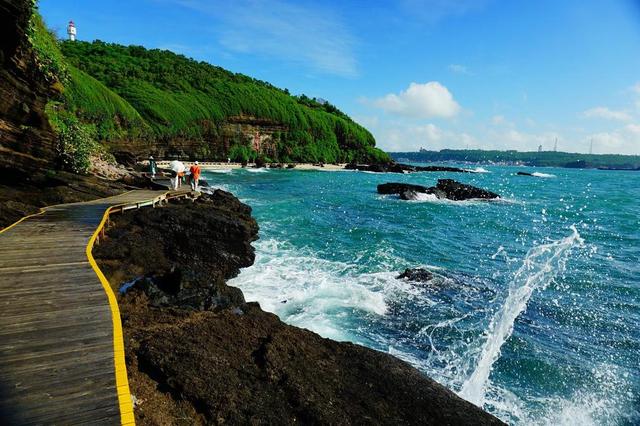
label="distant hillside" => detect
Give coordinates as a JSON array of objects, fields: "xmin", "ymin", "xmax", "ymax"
[
  {"xmin": 392, "ymin": 149, "xmax": 640, "ymax": 170},
  {"xmin": 55, "ymin": 40, "xmax": 388, "ymax": 164}
]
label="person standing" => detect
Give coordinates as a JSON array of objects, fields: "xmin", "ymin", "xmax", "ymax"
[
  {"xmin": 190, "ymin": 161, "xmax": 201, "ymax": 191},
  {"xmin": 148, "ymin": 156, "xmax": 157, "ymax": 179}
]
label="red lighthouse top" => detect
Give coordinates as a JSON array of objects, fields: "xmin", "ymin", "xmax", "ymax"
[{"xmin": 69, "ymin": 20, "xmax": 75, "ymax": 26}]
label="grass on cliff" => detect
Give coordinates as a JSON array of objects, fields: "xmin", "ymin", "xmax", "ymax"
[{"xmin": 58, "ymin": 41, "xmax": 390, "ymax": 163}]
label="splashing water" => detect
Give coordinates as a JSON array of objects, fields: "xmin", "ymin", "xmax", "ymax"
[
  {"xmin": 460, "ymin": 226, "xmax": 584, "ymax": 406},
  {"xmin": 531, "ymin": 172, "xmax": 556, "ymax": 178}
]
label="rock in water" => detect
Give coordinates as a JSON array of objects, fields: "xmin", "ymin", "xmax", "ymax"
[
  {"xmin": 378, "ymin": 180, "xmax": 499, "ymax": 201},
  {"xmin": 377, "ymin": 182, "xmax": 431, "ymax": 195},
  {"xmin": 397, "ymin": 268, "xmax": 434, "ymax": 282},
  {"xmin": 400, "ymin": 190, "xmax": 420, "ymax": 200},
  {"xmin": 435, "ymin": 179, "xmax": 499, "ymax": 200},
  {"xmin": 516, "ymin": 171, "xmax": 533, "ymax": 176}
]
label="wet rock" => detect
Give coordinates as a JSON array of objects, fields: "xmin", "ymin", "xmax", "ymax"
[
  {"xmin": 94, "ymin": 190, "xmax": 258, "ymax": 310},
  {"xmin": 346, "ymin": 163, "xmax": 405, "ymax": 173},
  {"xmin": 414, "ymin": 165, "xmax": 469, "ymax": 173},
  {"xmin": 397, "ymin": 268, "xmax": 434, "ymax": 282},
  {"xmin": 516, "ymin": 171, "xmax": 533, "ymax": 176},
  {"xmin": 378, "ymin": 179, "xmax": 499, "ymax": 201},
  {"xmin": 346, "ymin": 163, "xmax": 469, "ymax": 174},
  {"xmin": 377, "ymin": 182, "xmax": 431, "ymax": 195},
  {"xmin": 126, "ymin": 299, "xmax": 502, "ymax": 425},
  {"xmin": 435, "ymin": 179, "xmax": 499, "ymax": 200},
  {"xmin": 400, "ymin": 190, "xmax": 420, "ymax": 200}
]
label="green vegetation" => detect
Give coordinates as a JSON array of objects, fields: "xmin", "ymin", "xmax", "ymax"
[
  {"xmin": 27, "ymin": 10, "xmax": 68, "ymax": 87},
  {"xmin": 392, "ymin": 149, "xmax": 640, "ymax": 170},
  {"xmin": 56, "ymin": 40, "xmax": 388, "ymax": 163},
  {"xmin": 28, "ymin": 8, "xmax": 104, "ymax": 173},
  {"xmin": 27, "ymin": 7, "xmax": 389, "ymax": 168},
  {"xmin": 45, "ymin": 105, "xmax": 100, "ymax": 173}
]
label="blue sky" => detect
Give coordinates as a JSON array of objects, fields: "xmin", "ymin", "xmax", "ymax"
[{"xmin": 40, "ymin": 0, "xmax": 640, "ymax": 154}]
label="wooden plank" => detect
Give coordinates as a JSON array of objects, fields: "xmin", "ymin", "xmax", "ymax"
[
  {"xmin": 0, "ymin": 188, "xmax": 197, "ymax": 424},
  {"xmin": 0, "ymin": 369, "xmax": 116, "ymax": 401}
]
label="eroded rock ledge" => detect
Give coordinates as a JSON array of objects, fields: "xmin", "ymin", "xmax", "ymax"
[{"xmin": 93, "ymin": 190, "xmax": 503, "ymax": 425}]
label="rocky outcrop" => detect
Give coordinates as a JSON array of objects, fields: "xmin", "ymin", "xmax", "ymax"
[
  {"xmin": 0, "ymin": 167, "xmax": 133, "ymax": 228},
  {"xmin": 435, "ymin": 179, "xmax": 499, "ymax": 200},
  {"xmin": 0, "ymin": 0, "xmax": 57, "ymax": 172},
  {"xmin": 377, "ymin": 182, "xmax": 431, "ymax": 194},
  {"xmin": 378, "ymin": 179, "xmax": 499, "ymax": 201},
  {"xmin": 397, "ymin": 268, "xmax": 434, "ymax": 282},
  {"xmin": 516, "ymin": 171, "xmax": 533, "ymax": 176},
  {"xmin": 107, "ymin": 115, "xmax": 289, "ymax": 163},
  {"xmin": 93, "ymin": 190, "xmax": 258, "ymax": 310},
  {"xmin": 346, "ymin": 163, "xmax": 470, "ymax": 174},
  {"xmin": 94, "ymin": 195, "xmax": 503, "ymax": 425}
]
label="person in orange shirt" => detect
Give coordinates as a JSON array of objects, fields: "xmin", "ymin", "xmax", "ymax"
[{"xmin": 189, "ymin": 161, "xmax": 201, "ymax": 191}]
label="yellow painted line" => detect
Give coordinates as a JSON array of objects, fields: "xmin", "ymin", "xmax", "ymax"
[
  {"xmin": 1, "ymin": 189, "xmax": 191, "ymax": 425},
  {"xmin": 87, "ymin": 204, "xmax": 136, "ymax": 426},
  {"xmin": 0, "ymin": 210, "xmax": 45, "ymax": 234},
  {"xmin": 85, "ymin": 190, "xmax": 183, "ymax": 425}
]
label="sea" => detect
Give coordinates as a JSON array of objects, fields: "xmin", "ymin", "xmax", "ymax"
[{"xmin": 202, "ymin": 165, "xmax": 639, "ymax": 425}]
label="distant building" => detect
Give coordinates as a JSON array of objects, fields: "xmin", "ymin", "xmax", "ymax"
[
  {"xmin": 315, "ymin": 97, "xmax": 328, "ymax": 105},
  {"xmin": 538, "ymin": 144, "xmax": 542, "ymax": 152},
  {"xmin": 67, "ymin": 20, "xmax": 77, "ymax": 41}
]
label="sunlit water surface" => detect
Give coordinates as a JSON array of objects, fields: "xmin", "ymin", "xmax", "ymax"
[{"xmin": 202, "ymin": 165, "xmax": 640, "ymax": 425}]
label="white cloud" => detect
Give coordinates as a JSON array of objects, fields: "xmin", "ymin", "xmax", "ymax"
[
  {"xmin": 581, "ymin": 107, "xmax": 632, "ymax": 122},
  {"xmin": 372, "ymin": 82, "xmax": 461, "ymax": 119},
  {"xmin": 168, "ymin": 0, "xmax": 357, "ymax": 77},
  {"xmin": 448, "ymin": 64, "xmax": 471, "ymax": 75},
  {"xmin": 588, "ymin": 124, "xmax": 640, "ymax": 155},
  {"xmin": 370, "ymin": 122, "xmax": 480, "ymax": 152}
]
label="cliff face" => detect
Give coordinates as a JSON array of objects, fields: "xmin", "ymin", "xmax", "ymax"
[
  {"xmin": 94, "ymin": 192, "xmax": 503, "ymax": 425},
  {"xmin": 106, "ymin": 115, "xmax": 287, "ymax": 163},
  {"xmin": 0, "ymin": 0, "xmax": 56, "ymax": 171}
]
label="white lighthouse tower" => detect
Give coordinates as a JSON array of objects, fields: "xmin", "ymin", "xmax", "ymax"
[{"xmin": 67, "ymin": 20, "xmax": 77, "ymax": 41}]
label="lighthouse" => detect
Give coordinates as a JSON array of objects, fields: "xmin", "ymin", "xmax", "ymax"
[{"xmin": 67, "ymin": 20, "xmax": 77, "ymax": 41}]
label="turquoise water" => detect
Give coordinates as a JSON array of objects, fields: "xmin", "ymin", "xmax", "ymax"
[{"xmin": 205, "ymin": 166, "xmax": 639, "ymax": 425}]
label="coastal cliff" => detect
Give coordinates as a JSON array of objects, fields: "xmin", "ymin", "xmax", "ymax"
[
  {"xmin": 1, "ymin": 4, "xmax": 502, "ymax": 422},
  {"xmin": 0, "ymin": 0, "xmax": 56, "ymax": 171},
  {"xmin": 93, "ymin": 192, "xmax": 503, "ymax": 425}
]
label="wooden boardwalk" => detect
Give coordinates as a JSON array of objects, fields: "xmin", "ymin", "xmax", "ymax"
[{"xmin": 0, "ymin": 189, "xmax": 194, "ymax": 425}]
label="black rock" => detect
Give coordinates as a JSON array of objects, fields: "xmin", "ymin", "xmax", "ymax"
[
  {"xmin": 377, "ymin": 182, "xmax": 430, "ymax": 195},
  {"xmin": 346, "ymin": 162, "xmax": 470, "ymax": 174},
  {"xmin": 378, "ymin": 180, "xmax": 499, "ymax": 201},
  {"xmin": 397, "ymin": 268, "xmax": 434, "ymax": 282},
  {"xmin": 435, "ymin": 179, "xmax": 499, "ymax": 200},
  {"xmin": 399, "ymin": 190, "xmax": 419, "ymax": 200},
  {"xmin": 414, "ymin": 165, "xmax": 469, "ymax": 173},
  {"xmin": 516, "ymin": 171, "xmax": 533, "ymax": 176}
]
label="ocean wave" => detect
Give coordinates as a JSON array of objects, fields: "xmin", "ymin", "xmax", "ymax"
[
  {"xmin": 245, "ymin": 168, "xmax": 269, "ymax": 173},
  {"xmin": 465, "ymin": 167, "xmax": 492, "ymax": 173},
  {"xmin": 532, "ymin": 172, "xmax": 556, "ymax": 178},
  {"xmin": 206, "ymin": 168, "xmax": 233, "ymax": 174},
  {"xmin": 402, "ymin": 193, "xmax": 507, "ymax": 205},
  {"xmin": 228, "ymin": 239, "xmax": 390, "ymax": 341}
]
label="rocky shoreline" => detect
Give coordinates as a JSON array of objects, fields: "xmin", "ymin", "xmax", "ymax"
[
  {"xmin": 93, "ymin": 191, "xmax": 503, "ymax": 425},
  {"xmin": 378, "ymin": 179, "xmax": 500, "ymax": 201}
]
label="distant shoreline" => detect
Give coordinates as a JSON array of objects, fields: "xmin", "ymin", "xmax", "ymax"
[
  {"xmin": 152, "ymin": 161, "xmax": 349, "ymax": 171},
  {"xmin": 391, "ymin": 149, "xmax": 640, "ymax": 170}
]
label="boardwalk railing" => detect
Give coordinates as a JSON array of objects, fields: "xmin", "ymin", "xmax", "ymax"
[{"xmin": 0, "ymin": 189, "xmax": 197, "ymax": 425}]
